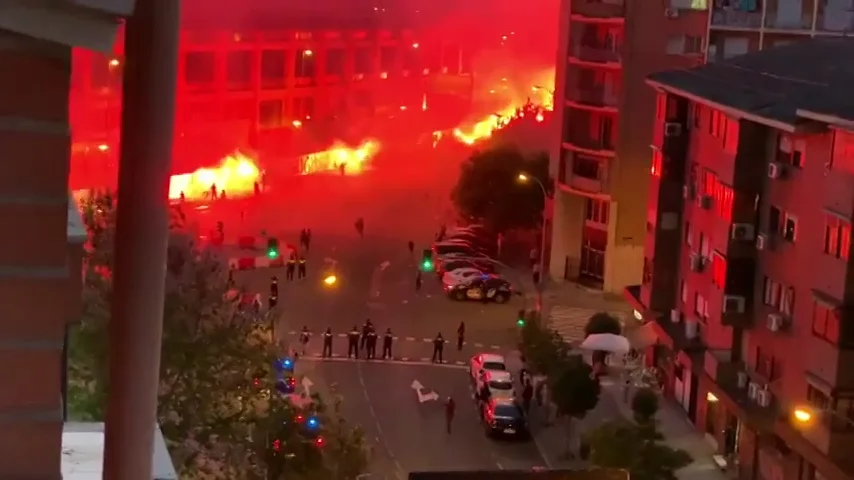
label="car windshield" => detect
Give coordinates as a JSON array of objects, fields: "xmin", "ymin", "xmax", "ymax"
[
  {"xmin": 493, "ymin": 404, "xmax": 522, "ymax": 418},
  {"xmin": 482, "ymin": 361, "xmax": 505, "ymax": 371},
  {"xmin": 488, "ymin": 381, "xmax": 513, "ymax": 390}
]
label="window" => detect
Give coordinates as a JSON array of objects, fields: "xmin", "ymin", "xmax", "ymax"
[
  {"xmin": 325, "ymin": 48, "xmax": 345, "ymax": 76},
  {"xmin": 806, "ymin": 387, "xmax": 854, "ymax": 432},
  {"xmin": 702, "ymin": 169, "xmax": 716, "ymax": 197},
  {"xmin": 812, "ymin": 302, "xmax": 840, "ymax": 344},
  {"xmin": 380, "ymin": 46, "xmax": 397, "ymax": 72},
  {"xmin": 354, "ymin": 47, "xmax": 373, "ymax": 75},
  {"xmin": 670, "ymin": 0, "xmax": 708, "ymax": 9},
  {"xmin": 754, "ymin": 347, "xmax": 781, "ymax": 381},
  {"xmin": 295, "ymin": 50, "xmax": 316, "ymax": 78},
  {"xmin": 763, "ymin": 276, "xmax": 782, "ymax": 308},
  {"xmin": 224, "ymin": 99, "xmax": 253, "ymax": 121},
  {"xmin": 651, "ymin": 150, "xmax": 663, "ymax": 177},
  {"xmin": 226, "ymin": 51, "xmax": 253, "ymax": 88},
  {"xmin": 784, "ymin": 214, "xmax": 798, "ymax": 242},
  {"xmin": 769, "ymin": 206, "xmax": 782, "ymax": 234},
  {"xmin": 694, "ymin": 293, "xmax": 708, "ymax": 321},
  {"xmin": 260, "ymin": 50, "xmax": 286, "ymax": 89},
  {"xmin": 831, "ymin": 130, "xmax": 854, "ymax": 172},
  {"xmin": 403, "ymin": 47, "xmax": 418, "ymax": 71},
  {"xmin": 184, "ymin": 52, "xmax": 216, "ymax": 85},
  {"xmin": 709, "ymin": 109, "xmax": 726, "ymax": 138},
  {"xmin": 823, "ymin": 216, "xmax": 851, "ymax": 260},
  {"xmin": 693, "ymin": 104, "xmax": 702, "ymax": 129},
  {"xmin": 778, "ymin": 135, "xmax": 805, "ymax": 168},
  {"xmin": 585, "ymin": 198, "xmax": 610, "ymax": 224},
  {"xmin": 699, "ymin": 232, "xmax": 710, "ymax": 257},
  {"xmin": 258, "ymin": 100, "xmax": 283, "ymax": 128},
  {"xmin": 713, "ymin": 182, "xmax": 734, "ymax": 221},
  {"xmin": 723, "ymin": 118, "xmax": 739, "ymax": 154},
  {"xmin": 711, "ymin": 253, "xmax": 727, "ymax": 289}
]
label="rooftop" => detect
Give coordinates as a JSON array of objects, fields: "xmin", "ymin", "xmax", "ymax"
[
  {"xmin": 62, "ymin": 423, "xmax": 177, "ymax": 480},
  {"xmin": 647, "ymin": 38, "xmax": 854, "ymax": 129}
]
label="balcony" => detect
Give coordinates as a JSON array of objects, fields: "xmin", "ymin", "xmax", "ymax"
[
  {"xmin": 764, "ymin": 11, "xmax": 813, "ymax": 30},
  {"xmin": 703, "ymin": 350, "xmax": 778, "ymax": 431},
  {"xmin": 564, "ymin": 129, "xmax": 615, "ymax": 152},
  {"xmin": 804, "ymin": 336, "xmax": 854, "ymax": 391},
  {"xmin": 62, "ymin": 422, "xmax": 178, "ymax": 479},
  {"xmin": 566, "ymin": 86, "xmax": 619, "ymax": 110},
  {"xmin": 570, "ymin": 44, "xmax": 621, "ymax": 65},
  {"xmin": 710, "ymin": 7, "xmax": 763, "ymax": 29},
  {"xmin": 571, "ymin": 0, "xmax": 625, "ymax": 21},
  {"xmin": 558, "ymin": 152, "xmax": 609, "ymax": 193}
]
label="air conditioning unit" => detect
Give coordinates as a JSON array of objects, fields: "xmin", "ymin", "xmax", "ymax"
[
  {"xmin": 665, "ymin": 8, "xmax": 680, "ymax": 18},
  {"xmin": 756, "ymin": 233, "xmax": 768, "ymax": 250},
  {"xmin": 736, "ymin": 371, "xmax": 749, "ymax": 389},
  {"xmin": 768, "ymin": 162, "xmax": 785, "ymax": 179},
  {"xmin": 723, "ymin": 295, "xmax": 746, "ymax": 314},
  {"xmin": 731, "ymin": 223, "xmax": 756, "ymax": 241},
  {"xmin": 748, "ymin": 382, "xmax": 760, "ymax": 400},
  {"xmin": 699, "ymin": 195, "xmax": 713, "ymax": 209},
  {"xmin": 684, "ymin": 320, "xmax": 698, "ymax": 339},
  {"xmin": 689, "ymin": 253, "xmax": 705, "ymax": 272},
  {"xmin": 757, "ymin": 388, "xmax": 772, "ymax": 407},
  {"xmin": 682, "ymin": 184, "xmax": 696, "ymax": 200},
  {"xmin": 664, "ymin": 122, "xmax": 682, "ymax": 136},
  {"xmin": 670, "ymin": 309, "xmax": 681, "ymax": 323},
  {"xmin": 767, "ymin": 313, "xmax": 785, "ymax": 332}
]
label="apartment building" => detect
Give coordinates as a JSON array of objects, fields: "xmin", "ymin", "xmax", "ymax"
[
  {"xmin": 626, "ymin": 38, "xmax": 854, "ymax": 480},
  {"xmin": 549, "ymin": 0, "xmax": 854, "ymax": 293}
]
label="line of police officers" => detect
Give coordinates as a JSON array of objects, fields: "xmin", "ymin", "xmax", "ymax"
[{"xmin": 300, "ymin": 320, "xmax": 450, "ymax": 362}]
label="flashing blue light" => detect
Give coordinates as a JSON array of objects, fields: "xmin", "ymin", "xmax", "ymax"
[
  {"xmin": 306, "ymin": 416, "xmax": 319, "ymax": 429},
  {"xmin": 279, "ymin": 357, "xmax": 294, "ymax": 370}
]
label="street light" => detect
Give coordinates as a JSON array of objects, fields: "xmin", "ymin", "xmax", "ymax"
[
  {"xmin": 793, "ymin": 407, "xmax": 813, "ymax": 423},
  {"xmin": 517, "ymin": 172, "xmax": 548, "ymax": 299},
  {"xmin": 323, "ymin": 274, "xmax": 337, "ymax": 286}
]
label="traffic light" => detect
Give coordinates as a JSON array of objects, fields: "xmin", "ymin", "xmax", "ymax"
[
  {"xmin": 420, "ymin": 249, "xmax": 434, "ymax": 272},
  {"xmin": 267, "ymin": 237, "xmax": 280, "ymax": 259},
  {"xmin": 516, "ymin": 309, "xmax": 526, "ymax": 327}
]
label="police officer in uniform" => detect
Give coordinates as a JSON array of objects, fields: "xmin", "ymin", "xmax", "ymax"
[
  {"xmin": 382, "ymin": 328, "xmax": 394, "ymax": 359},
  {"xmin": 432, "ymin": 332, "xmax": 445, "ymax": 363},
  {"xmin": 365, "ymin": 327, "xmax": 378, "ymax": 359},
  {"xmin": 268, "ymin": 294, "xmax": 278, "ymax": 310},
  {"xmin": 322, "ymin": 327, "xmax": 333, "ymax": 358},
  {"xmin": 270, "ymin": 276, "xmax": 279, "ymax": 297},
  {"xmin": 297, "ymin": 255, "xmax": 307, "ymax": 279},
  {"xmin": 286, "ymin": 253, "xmax": 296, "ymax": 281},
  {"xmin": 347, "ymin": 326, "xmax": 360, "ymax": 358},
  {"xmin": 360, "ymin": 319, "xmax": 373, "ymax": 351},
  {"xmin": 456, "ymin": 321, "xmax": 465, "ymax": 351}
]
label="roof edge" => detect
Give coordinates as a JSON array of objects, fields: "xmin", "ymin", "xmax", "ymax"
[
  {"xmin": 646, "ymin": 78, "xmax": 800, "ymax": 133},
  {"xmin": 797, "ymin": 109, "xmax": 854, "ymax": 131}
]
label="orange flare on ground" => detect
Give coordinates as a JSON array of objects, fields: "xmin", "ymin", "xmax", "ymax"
[
  {"xmin": 300, "ymin": 139, "xmax": 381, "ymax": 175},
  {"xmin": 168, "ymin": 151, "xmax": 260, "ymax": 200}
]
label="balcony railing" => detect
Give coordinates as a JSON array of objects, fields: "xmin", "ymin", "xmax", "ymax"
[
  {"xmin": 764, "ymin": 11, "xmax": 813, "ymax": 30},
  {"xmin": 710, "ymin": 8, "xmax": 763, "ymax": 28},
  {"xmin": 558, "ymin": 153, "xmax": 607, "ymax": 193},
  {"xmin": 570, "ymin": 45, "xmax": 621, "ymax": 64},
  {"xmin": 568, "ymin": 87, "xmax": 619, "ymax": 108},
  {"xmin": 571, "ymin": 0, "xmax": 625, "ymax": 19},
  {"xmin": 564, "ymin": 133, "xmax": 615, "ymax": 152}
]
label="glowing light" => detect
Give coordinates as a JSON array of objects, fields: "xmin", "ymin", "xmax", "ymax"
[
  {"xmin": 536, "ymin": 113, "xmax": 545, "ymax": 122},
  {"xmin": 399, "ymin": 105, "xmax": 407, "ymax": 111},
  {"xmin": 380, "ymin": 72, "xmax": 388, "ymax": 79},
  {"xmin": 793, "ymin": 408, "xmax": 812, "ymax": 423},
  {"xmin": 517, "ymin": 173, "xmax": 530, "ymax": 182},
  {"xmin": 706, "ymin": 393, "xmax": 718, "ymax": 402},
  {"xmin": 300, "ymin": 139, "xmax": 380, "ymax": 175},
  {"xmin": 323, "ymin": 275, "xmax": 338, "ymax": 286},
  {"xmin": 292, "ymin": 120, "xmax": 303, "ymax": 128},
  {"xmin": 97, "ymin": 144, "xmax": 109, "ymax": 152},
  {"xmin": 108, "ymin": 59, "xmax": 120, "ymax": 68},
  {"xmin": 168, "ymin": 151, "xmax": 260, "ymax": 201},
  {"xmin": 303, "ymin": 50, "xmax": 313, "ymax": 57},
  {"xmin": 421, "ymin": 94, "xmax": 428, "ymax": 111},
  {"xmin": 412, "ymin": 43, "xmax": 419, "ymax": 49}
]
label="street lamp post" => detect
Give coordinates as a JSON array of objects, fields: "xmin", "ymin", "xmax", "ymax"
[{"xmin": 517, "ymin": 173, "xmax": 548, "ymax": 303}]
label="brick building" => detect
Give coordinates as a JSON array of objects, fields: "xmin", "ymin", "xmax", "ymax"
[{"xmin": 626, "ymin": 38, "xmax": 854, "ymax": 480}]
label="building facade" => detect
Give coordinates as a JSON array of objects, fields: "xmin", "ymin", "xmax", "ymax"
[
  {"xmin": 71, "ymin": 21, "xmax": 474, "ymax": 189},
  {"xmin": 627, "ymin": 39, "xmax": 854, "ymax": 480},
  {"xmin": 549, "ymin": 0, "xmax": 854, "ymax": 293}
]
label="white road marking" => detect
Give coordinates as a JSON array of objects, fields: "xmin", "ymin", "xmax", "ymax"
[
  {"xmin": 474, "ymin": 343, "xmax": 484, "ymax": 347},
  {"xmin": 420, "ymin": 357, "xmax": 430, "ymax": 362},
  {"xmin": 422, "ymin": 338, "xmax": 431, "ymax": 342},
  {"xmin": 490, "ymin": 345, "xmax": 501, "ymax": 350},
  {"xmin": 405, "ymin": 337, "xmax": 416, "ymax": 341},
  {"xmin": 495, "ymin": 462, "xmax": 504, "ymax": 470}
]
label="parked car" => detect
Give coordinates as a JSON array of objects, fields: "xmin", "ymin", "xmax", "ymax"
[
  {"xmin": 446, "ymin": 276, "xmax": 513, "ymax": 303},
  {"xmin": 441, "ymin": 268, "xmax": 486, "ymax": 288},
  {"xmin": 469, "ymin": 353, "xmax": 507, "ymax": 380},
  {"xmin": 436, "ymin": 258, "xmax": 496, "ymax": 277},
  {"xmin": 479, "ymin": 398, "xmax": 529, "ymax": 438},
  {"xmin": 475, "ymin": 370, "xmax": 516, "ymax": 401}
]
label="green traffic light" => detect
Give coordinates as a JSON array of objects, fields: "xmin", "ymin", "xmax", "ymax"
[
  {"xmin": 516, "ymin": 319, "xmax": 526, "ymax": 327},
  {"xmin": 421, "ymin": 260, "xmax": 434, "ymax": 271},
  {"xmin": 267, "ymin": 249, "xmax": 279, "ymax": 259}
]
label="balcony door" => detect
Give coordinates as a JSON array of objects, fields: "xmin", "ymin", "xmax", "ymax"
[{"xmin": 579, "ymin": 198, "xmax": 609, "ymax": 285}]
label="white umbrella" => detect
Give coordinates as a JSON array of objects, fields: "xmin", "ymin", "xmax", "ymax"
[{"xmin": 579, "ymin": 333, "xmax": 631, "ymax": 353}]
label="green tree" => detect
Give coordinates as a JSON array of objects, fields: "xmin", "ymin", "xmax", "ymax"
[
  {"xmin": 519, "ymin": 313, "xmax": 572, "ymax": 377},
  {"xmin": 631, "ymin": 387, "xmax": 660, "ymax": 425},
  {"xmin": 68, "ymin": 192, "xmax": 368, "ymax": 479},
  {"xmin": 584, "ymin": 312, "xmax": 623, "ymax": 336},
  {"xmin": 548, "ymin": 355, "xmax": 601, "ymax": 456},
  {"xmin": 451, "ymin": 146, "xmax": 550, "ymax": 232},
  {"xmin": 587, "ymin": 419, "xmax": 692, "ymax": 480}
]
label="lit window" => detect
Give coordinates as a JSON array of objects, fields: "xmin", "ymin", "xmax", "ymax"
[
  {"xmin": 711, "ymin": 253, "xmax": 727, "ymax": 289},
  {"xmin": 812, "ymin": 302, "xmax": 840, "ymax": 344},
  {"xmin": 651, "ymin": 150, "xmax": 663, "ymax": 177},
  {"xmin": 823, "ymin": 216, "xmax": 851, "ymax": 260}
]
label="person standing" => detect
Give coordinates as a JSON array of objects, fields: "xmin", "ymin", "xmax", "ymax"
[
  {"xmin": 532, "ymin": 262, "xmax": 541, "ymax": 286},
  {"xmin": 366, "ymin": 328, "xmax": 378, "ymax": 360},
  {"xmin": 270, "ymin": 275, "xmax": 278, "ymax": 297},
  {"xmin": 286, "ymin": 253, "xmax": 296, "ymax": 280},
  {"xmin": 322, "ymin": 327, "xmax": 333, "ymax": 358},
  {"xmin": 360, "ymin": 319, "xmax": 373, "ymax": 351},
  {"xmin": 297, "ymin": 255, "xmax": 307, "ymax": 279},
  {"xmin": 445, "ymin": 397, "xmax": 456, "ymax": 434},
  {"xmin": 298, "ymin": 326, "xmax": 310, "ymax": 356},
  {"xmin": 347, "ymin": 326, "xmax": 360, "ymax": 359},
  {"xmin": 522, "ymin": 380, "xmax": 534, "ymax": 413},
  {"xmin": 382, "ymin": 328, "xmax": 394, "ymax": 359},
  {"xmin": 456, "ymin": 322, "xmax": 465, "ymax": 351},
  {"xmin": 432, "ymin": 333, "xmax": 445, "ymax": 363},
  {"xmin": 415, "ymin": 270, "xmax": 423, "ymax": 292}
]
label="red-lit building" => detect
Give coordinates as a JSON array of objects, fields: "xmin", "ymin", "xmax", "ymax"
[
  {"xmin": 627, "ymin": 39, "xmax": 854, "ymax": 480},
  {"xmin": 70, "ymin": 1, "xmax": 475, "ymax": 189}
]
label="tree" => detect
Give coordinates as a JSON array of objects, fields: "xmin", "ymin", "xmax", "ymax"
[
  {"xmin": 548, "ymin": 355, "xmax": 601, "ymax": 456},
  {"xmin": 631, "ymin": 387, "xmax": 660, "ymax": 425},
  {"xmin": 451, "ymin": 145, "xmax": 550, "ymax": 232},
  {"xmin": 584, "ymin": 312, "xmax": 623, "ymax": 336},
  {"xmin": 68, "ymin": 192, "xmax": 368, "ymax": 479},
  {"xmin": 587, "ymin": 419, "xmax": 692, "ymax": 480},
  {"xmin": 519, "ymin": 313, "xmax": 572, "ymax": 377}
]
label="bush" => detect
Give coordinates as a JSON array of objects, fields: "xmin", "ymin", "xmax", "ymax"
[
  {"xmin": 631, "ymin": 387, "xmax": 660, "ymax": 425},
  {"xmin": 584, "ymin": 312, "xmax": 623, "ymax": 337}
]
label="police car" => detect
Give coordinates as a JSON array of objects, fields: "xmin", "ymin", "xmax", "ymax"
[{"xmin": 446, "ymin": 276, "xmax": 512, "ymax": 303}]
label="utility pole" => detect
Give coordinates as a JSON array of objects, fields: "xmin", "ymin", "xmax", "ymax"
[{"xmin": 102, "ymin": 0, "xmax": 180, "ymax": 478}]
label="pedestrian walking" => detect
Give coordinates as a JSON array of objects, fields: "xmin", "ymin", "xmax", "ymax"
[
  {"xmin": 299, "ymin": 326, "xmax": 310, "ymax": 356},
  {"xmin": 382, "ymin": 328, "xmax": 394, "ymax": 359},
  {"xmin": 360, "ymin": 319, "xmax": 373, "ymax": 351},
  {"xmin": 322, "ymin": 327, "xmax": 333, "ymax": 358},
  {"xmin": 366, "ymin": 328, "xmax": 378, "ymax": 359},
  {"xmin": 270, "ymin": 275, "xmax": 278, "ymax": 297},
  {"xmin": 347, "ymin": 326, "xmax": 360, "ymax": 359},
  {"xmin": 445, "ymin": 397, "xmax": 456, "ymax": 434},
  {"xmin": 431, "ymin": 332, "xmax": 445, "ymax": 363},
  {"xmin": 286, "ymin": 253, "xmax": 296, "ymax": 280},
  {"xmin": 522, "ymin": 381, "xmax": 534, "ymax": 413},
  {"xmin": 297, "ymin": 255, "xmax": 307, "ymax": 279},
  {"xmin": 456, "ymin": 322, "xmax": 465, "ymax": 351},
  {"xmin": 415, "ymin": 270, "xmax": 423, "ymax": 292}
]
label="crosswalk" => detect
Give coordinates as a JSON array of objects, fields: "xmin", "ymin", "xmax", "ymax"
[{"xmin": 547, "ymin": 306, "xmax": 628, "ymax": 345}]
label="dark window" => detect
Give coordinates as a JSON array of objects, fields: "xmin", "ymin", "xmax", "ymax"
[
  {"xmin": 260, "ymin": 50, "xmax": 286, "ymax": 89},
  {"xmin": 292, "ymin": 97, "xmax": 315, "ymax": 119},
  {"xmin": 226, "ymin": 51, "xmax": 253, "ymax": 88},
  {"xmin": 493, "ymin": 404, "xmax": 522, "ymax": 418},
  {"xmin": 224, "ymin": 99, "xmax": 253, "ymax": 121},
  {"xmin": 768, "ymin": 206, "xmax": 782, "ymax": 234},
  {"xmin": 295, "ymin": 50, "xmax": 316, "ymax": 78},
  {"xmin": 258, "ymin": 100, "xmax": 283, "ymax": 128},
  {"xmin": 184, "ymin": 52, "xmax": 216, "ymax": 85},
  {"xmin": 482, "ymin": 362, "xmax": 505, "ymax": 371},
  {"xmin": 380, "ymin": 46, "xmax": 396, "ymax": 72},
  {"xmin": 354, "ymin": 48, "xmax": 373, "ymax": 75},
  {"xmin": 326, "ymin": 48, "xmax": 345, "ymax": 75}
]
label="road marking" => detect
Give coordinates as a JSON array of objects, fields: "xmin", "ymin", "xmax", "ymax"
[
  {"xmin": 405, "ymin": 337, "xmax": 416, "ymax": 341},
  {"xmin": 356, "ymin": 359, "xmax": 404, "ymax": 480},
  {"xmin": 422, "ymin": 338, "xmax": 431, "ymax": 342},
  {"xmin": 490, "ymin": 345, "xmax": 501, "ymax": 350},
  {"xmin": 454, "ymin": 361, "xmax": 465, "ymax": 366},
  {"xmin": 420, "ymin": 357, "xmax": 430, "ymax": 362},
  {"xmin": 336, "ymin": 333, "xmax": 347, "ymax": 338},
  {"xmin": 495, "ymin": 462, "xmax": 504, "ymax": 470},
  {"xmin": 298, "ymin": 356, "xmax": 468, "ymax": 370},
  {"xmin": 474, "ymin": 343, "xmax": 484, "ymax": 347}
]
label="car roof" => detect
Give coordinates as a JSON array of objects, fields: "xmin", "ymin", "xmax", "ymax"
[
  {"xmin": 491, "ymin": 397, "xmax": 518, "ymax": 407},
  {"xmin": 478, "ymin": 353, "xmax": 506, "ymax": 364},
  {"xmin": 485, "ymin": 371, "xmax": 512, "ymax": 382}
]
